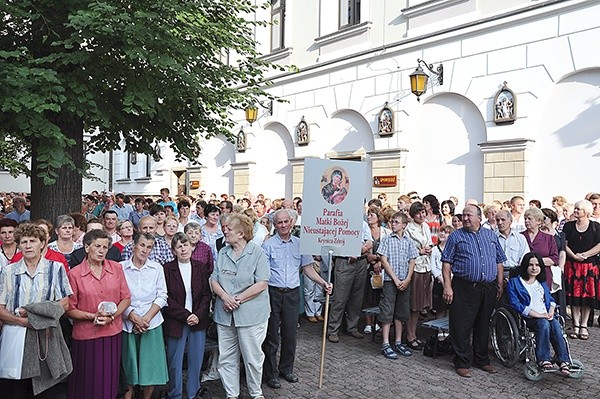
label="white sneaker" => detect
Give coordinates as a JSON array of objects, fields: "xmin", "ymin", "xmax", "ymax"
[
  {"xmin": 364, "ymin": 325, "xmax": 372, "ymax": 334},
  {"xmin": 375, "ymin": 324, "xmax": 381, "ymax": 333}
]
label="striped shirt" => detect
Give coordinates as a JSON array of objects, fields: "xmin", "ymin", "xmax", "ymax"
[
  {"xmin": 377, "ymin": 233, "xmax": 418, "ymax": 281},
  {"xmin": 0, "ymin": 258, "xmax": 72, "ymax": 312},
  {"xmin": 441, "ymin": 227, "xmax": 506, "ymax": 283}
]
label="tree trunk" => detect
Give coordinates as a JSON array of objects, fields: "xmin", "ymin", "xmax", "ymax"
[{"xmin": 30, "ymin": 116, "xmax": 84, "ymax": 223}]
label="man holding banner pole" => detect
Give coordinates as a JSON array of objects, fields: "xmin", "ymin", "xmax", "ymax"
[
  {"xmin": 327, "ymin": 221, "xmax": 373, "ymax": 343},
  {"xmin": 261, "ymin": 209, "xmax": 332, "ymax": 389}
]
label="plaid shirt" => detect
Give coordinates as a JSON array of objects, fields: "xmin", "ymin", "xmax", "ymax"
[
  {"xmin": 122, "ymin": 236, "xmax": 174, "ymax": 265},
  {"xmin": 377, "ymin": 233, "xmax": 418, "ymax": 281},
  {"xmin": 192, "ymin": 241, "xmax": 214, "ymax": 274}
]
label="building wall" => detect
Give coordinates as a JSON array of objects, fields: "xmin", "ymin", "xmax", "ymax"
[{"xmin": 109, "ymin": 0, "xmax": 600, "ymax": 206}]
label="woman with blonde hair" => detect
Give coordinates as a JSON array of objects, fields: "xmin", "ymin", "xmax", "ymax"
[{"xmin": 210, "ymin": 213, "xmax": 270, "ymax": 399}]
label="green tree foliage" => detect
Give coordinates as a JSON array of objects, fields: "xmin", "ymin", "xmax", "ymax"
[{"xmin": 0, "ymin": 0, "xmax": 278, "ymax": 219}]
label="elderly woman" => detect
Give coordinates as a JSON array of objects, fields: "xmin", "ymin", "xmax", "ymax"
[
  {"xmin": 114, "ymin": 219, "xmax": 135, "ymax": 252},
  {"xmin": 185, "ymin": 221, "xmax": 214, "ymax": 268},
  {"xmin": 563, "ymin": 199, "xmax": 600, "ymax": 340},
  {"xmin": 0, "ymin": 224, "xmax": 72, "ymax": 397},
  {"xmin": 243, "ymin": 208, "xmax": 269, "ymax": 245},
  {"xmin": 164, "ymin": 215, "xmax": 180, "ymax": 248},
  {"xmin": 481, "ymin": 203, "xmax": 499, "ymax": 231},
  {"xmin": 210, "ymin": 214, "xmax": 270, "ymax": 399},
  {"xmin": 66, "ymin": 230, "xmax": 131, "ymax": 399},
  {"xmin": 521, "ymin": 207, "xmax": 558, "ymax": 291},
  {"xmin": 120, "ymin": 233, "xmax": 168, "ymax": 399},
  {"xmin": 48, "ymin": 214, "xmax": 83, "ymax": 266},
  {"xmin": 163, "ymin": 232, "xmax": 213, "ymax": 399},
  {"xmin": 404, "ymin": 202, "xmax": 433, "ymax": 349}
]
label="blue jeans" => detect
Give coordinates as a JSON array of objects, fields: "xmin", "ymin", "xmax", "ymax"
[
  {"xmin": 166, "ymin": 326, "xmax": 206, "ymax": 399},
  {"xmin": 526, "ymin": 317, "xmax": 569, "ymax": 364}
]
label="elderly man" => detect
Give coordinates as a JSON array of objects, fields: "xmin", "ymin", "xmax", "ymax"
[
  {"xmin": 122, "ymin": 216, "xmax": 174, "ymax": 265},
  {"xmin": 261, "ymin": 209, "xmax": 332, "ymax": 389},
  {"xmin": 442, "ymin": 204, "xmax": 506, "ymax": 378},
  {"xmin": 495, "ymin": 210, "xmax": 528, "ymax": 279},
  {"xmin": 5, "ymin": 196, "xmax": 30, "ymax": 222}
]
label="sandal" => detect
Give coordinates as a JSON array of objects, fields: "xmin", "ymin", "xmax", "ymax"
[
  {"xmin": 568, "ymin": 325, "xmax": 580, "ymax": 339},
  {"xmin": 407, "ymin": 339, "xmax": 424, "ymax": 349},
  {"xmin": 578, "ymin": 326, "xmax": 589, "ymax": 340},
  {"xmin": 537, "ymin": 361, "xmax": 554, "ymax": 370},
  {"xmin": 559, "ymin": 362, "xmax": 570, "ymax": 376}
]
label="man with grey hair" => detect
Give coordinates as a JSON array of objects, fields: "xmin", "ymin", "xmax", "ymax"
[{"xmin": 261, "ymin": 209, "xmax": 332, "ymax": 389}]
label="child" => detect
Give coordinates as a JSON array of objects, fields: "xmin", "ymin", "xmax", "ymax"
[
  {"xmin": 430, "ymin": 225, "xmax": 454, "ymax": 339},
  {"xmin": 377, "ymin": 212, "xmax": 419, "ymax": 359},
  {"xmin": 507, "ymin": 252, "xmax": 570, "ymax": 374}
]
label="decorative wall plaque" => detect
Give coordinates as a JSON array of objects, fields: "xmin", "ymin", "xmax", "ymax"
[{"xmin": 493, "ymin": 82, "xmax": 516, "ymax": 125}]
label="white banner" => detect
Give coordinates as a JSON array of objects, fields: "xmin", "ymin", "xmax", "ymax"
[{"xmin": 300, "ymin": 158, "xmax": 366, "ymax": 257}]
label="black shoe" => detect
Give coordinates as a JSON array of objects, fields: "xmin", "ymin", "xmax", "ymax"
[
  {"xmin": 194, "ymin": 387, "xmax": 210, "ymax": 399},
  {"xmin": 279, "ymin": 372, "xmax": 299, "ymax": 383},
  {"xmin": 266, "ymin": 378, "xmax": 281, "ymax": 389}
]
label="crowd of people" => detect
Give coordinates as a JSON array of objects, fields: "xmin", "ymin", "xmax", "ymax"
[{"xmin": 0, "ymin": 187, "xmax": 598, "ymax": 397}]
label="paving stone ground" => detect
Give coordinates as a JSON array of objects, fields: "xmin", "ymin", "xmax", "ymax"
[{"xmin": 201, "ymin": 316, "xmax": 600, "ymax": 399}]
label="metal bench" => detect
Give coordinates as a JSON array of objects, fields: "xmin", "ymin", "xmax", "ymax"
[
  {"xmin": 421, "ymin": 316, "xmax": 450, "ymax": 358},
  {"xmin": 361, "ymin": 306, "xmax": 380, "ymax": 342}
]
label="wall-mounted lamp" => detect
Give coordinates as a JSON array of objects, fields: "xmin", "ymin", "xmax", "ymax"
[
  {"xmin": 409, "ymin": 59, "xmax": 443, "ymax": 102},
  {"xmin": 245, "ymin": 100, "xmax": 273, "ymax": 125}
]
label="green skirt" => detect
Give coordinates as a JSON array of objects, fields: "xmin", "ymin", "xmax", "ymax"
[{"xmin": 121, "ymin": 325, "xmax": 169, "ymax": 386}]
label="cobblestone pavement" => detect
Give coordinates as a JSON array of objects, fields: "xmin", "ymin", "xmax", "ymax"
[{"xmin": 202, "ymin": 317, "xmax": 600, "ymax": 399}]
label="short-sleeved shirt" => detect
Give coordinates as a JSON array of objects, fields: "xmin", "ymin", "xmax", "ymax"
[
  {"xmin": 0, "ymin": 258, "xmax": 72, "ymax": 312},
  {"xmin": 496, "ymin": 229, "xmax": 529, "ymax": 269},
  {"xmin": 377, "ymin": 233, "xmax": 419, "ymax": 281},
  {"xmin": 441, "ymin": 227, "xmax": 507, "ymax": 283},
  {"xmin": 68, "ymin": 259, "xmax": 131, "ymax": 340},
  {"xmin": 563, "ymin": 220, "xmax": 600, "ymax": 256},
  {"xmin": 262, "ymin": 234, "xmax": 313, "ymax": 289},
  {"xmin": 210, "ymin": 242, "xmax": 270, "ymax": 327}
]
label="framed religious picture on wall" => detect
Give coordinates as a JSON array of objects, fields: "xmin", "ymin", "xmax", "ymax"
[
  {"xmin": 493, "ymin": 82, "xmax": 516, "ymax": 125},
  {"xmin": 296, "ymin": 116, "xmax": 309, "ymax": 146},
  {"xmin": 236, "ymin": 129, "xmax": 247, "ymax": 152},
  {"xmin": 378, "ymin": 102, "xmax": 394, "ymax": 136}
]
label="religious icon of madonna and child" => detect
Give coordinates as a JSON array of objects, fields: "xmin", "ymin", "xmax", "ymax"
[{"xmin": 320, "ymin": 167, "xmax": 349, "ymax": 205}]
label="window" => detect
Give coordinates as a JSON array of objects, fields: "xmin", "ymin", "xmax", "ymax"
[
  {"xmin": 271, "ymin": 0, "xmax": 285, "ymax": 52},
  {"xmin": 339, "ymin": 0, "xmax": 360, "ymax": 29}
]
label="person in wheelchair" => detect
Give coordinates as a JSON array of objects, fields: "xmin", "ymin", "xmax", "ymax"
[{"xmin": 507, "ymin": 252, "xmax": 571, "ymax": 375}]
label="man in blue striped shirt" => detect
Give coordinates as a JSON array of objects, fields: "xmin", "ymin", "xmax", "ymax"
[{"xmin": 442, "ymin": 204, "xmax": 506, "ymax": 378}]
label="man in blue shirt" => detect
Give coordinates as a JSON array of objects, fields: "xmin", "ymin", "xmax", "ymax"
[
  {"xmin": 261, "ymin": 209, "xmax": 332, "ymax": 389},
  {"xmin": 5, "ymin": 196, "xmax": 30, "ymax": 222},
  {"xmin": 442, "ymin": 204, "xmax": 506, "ymax": 378},
  {"xmin": 157, "ymin": 188, "xmax": 178, "ymax": 215}
]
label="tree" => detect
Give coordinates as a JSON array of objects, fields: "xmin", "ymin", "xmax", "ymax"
[{"xmin": 0, "ymin": 0, "xmax": 279, "ymax": 222}]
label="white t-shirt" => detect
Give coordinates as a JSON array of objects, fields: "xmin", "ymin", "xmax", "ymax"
[
  {"xmin": 520, "ymin": 278, "xmax": 546, "ymax": 315},
  {"xmin": 179, "ymin": 261, "xmax": 193, "ymax": 312}
]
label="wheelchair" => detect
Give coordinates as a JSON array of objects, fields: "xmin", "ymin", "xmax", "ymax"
[{"xmin": 490, "ymin": 306, "xmax": 584, "ymax": 381}]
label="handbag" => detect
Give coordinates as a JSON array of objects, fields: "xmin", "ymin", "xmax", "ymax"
[{"xmin": 0, "ymin": 324, "xmax": 27, "ymax": 379}]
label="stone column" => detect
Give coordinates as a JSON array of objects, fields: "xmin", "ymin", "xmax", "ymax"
[
  {"xmin": 231, "ymin": 162, "xmax": 256, "ymax": 198},
  {"xmin": 478, "ymin": 139, "xmax": 534, "ymax": 204}
]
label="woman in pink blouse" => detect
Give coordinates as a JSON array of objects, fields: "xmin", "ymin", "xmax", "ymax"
[
  {"xmin": 521, "ymin": 208, "xmax": 559, "ymax": 289},
  {"xmin": 66, "ymin": 229, "xmax": 131, "ymax": 399}
]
